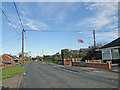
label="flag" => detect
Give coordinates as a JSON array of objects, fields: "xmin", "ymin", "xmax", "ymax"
[{"xmin": 78, "ymin": 40, "xmax": 83, "ymax": 43}]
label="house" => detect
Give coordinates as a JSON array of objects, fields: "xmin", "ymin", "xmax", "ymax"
[
  {"xmin": 99, "ymin": 37, "xmax": 120, "ymax": 65},
  {"xmin": 1, "ymin": 54, "xmax": 21, "ymax": 66},
  {"xmin": 0, "ymin": 56, "xmax": 2, "ymax": 66}
]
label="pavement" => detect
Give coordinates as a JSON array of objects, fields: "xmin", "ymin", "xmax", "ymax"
[
  {"xmin": 61, "ymin": 65, "xmax": 119, "ymax": 81},
  {"xmin": 19, "ymin": 61, "xmax": 119, "ymax": 88},
  {"xmin": 2, "ymin": 74, "xmax": 21, "ymax": 88}
]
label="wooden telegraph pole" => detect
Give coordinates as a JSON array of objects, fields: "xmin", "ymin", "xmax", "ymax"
[
  {"xmin": 93, "ymin": 30, "xmax": 96, "ymax": 47},
  {"xmin": 21, "ymin": 29, "xmax": 24, "ymax": 66}
]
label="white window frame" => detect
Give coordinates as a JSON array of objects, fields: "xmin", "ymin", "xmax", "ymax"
[
  {"xmin": 102, "ymin": 47, "xmax": 120, "ymax": 60},
  {"xmin": 111, "ymin": 48, "xmax": 120, "ymax": 60},
  {"xmin": 102, "ymin": 49, "xmax": 111, "ymax": 60}
]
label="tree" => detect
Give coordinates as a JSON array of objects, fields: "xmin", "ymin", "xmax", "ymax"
[
  {"xmin": 79, "ymin": 52, "xmax": 87, "ymax": 58},
  {"xmin": 36, "ymin": 55, "xmax": 40, "ymax": 60},
  {"xmin": 96, "ymin": 42, "xmax": 107, "ymax": 48},
  {"xmin": 18, "ymin": 52, "xmax": 28, "ymax": 58},
  {"xmin": 19, "ymin": 53, "xmax": 22, "ymax": 58},
  {"xmin": 53, "ymin": 54, "xmax": 60, "ymax": 63},
  {"xmin": 43, "ymin": 55, "xmax": 52, "ymax": 61},
  {"xmin": 61, "ymin": 49, "xmax": 70, "ymax": 60},
  {"xmin": 81, "ymin": 42, "xmax": 106, "ymax": 61}
]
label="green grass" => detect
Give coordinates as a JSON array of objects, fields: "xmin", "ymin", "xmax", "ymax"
[
  {"xmin": 0, "ymin": 66, "xmax": 24, "ymax": 79},
  {"xmin": 46, "ymin": 62, "xmax": 57, "ymax": 65}
]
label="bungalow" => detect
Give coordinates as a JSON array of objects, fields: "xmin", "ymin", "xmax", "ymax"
[
  {"xmin": 1, "ymin": 54, "xmax": 21, "ymax": 66},
  {"xmin": 99, "ymin": 37, "xmax": 120, "ymax": 65}
]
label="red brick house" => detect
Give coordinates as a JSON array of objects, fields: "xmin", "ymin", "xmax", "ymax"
[{"xmin": 1, "ymin": 54, "xmax": 21, "ymax": 67}]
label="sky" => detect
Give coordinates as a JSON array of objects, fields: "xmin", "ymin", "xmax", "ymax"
[{"xmin": 1, "ymin": 1, "xmax": 119, "ymax": 57}]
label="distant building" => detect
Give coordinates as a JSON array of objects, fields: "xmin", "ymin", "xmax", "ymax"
[
  {"xmin": 43, "ymin": 55, "xmax": 53, "ymax": 62},
  {"xmin": 1, "ymin": 54, "xmax": 21, "ymax": 66},
  {"xmin": 2, "ymin": 54, "xmax": 14, "ymax": 63},
  {"xmin": 0, "ymin": 56, "xmax": 2, "ymax": 66}
]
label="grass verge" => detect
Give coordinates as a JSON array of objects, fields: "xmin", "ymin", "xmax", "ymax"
[
  {"xmin": 0, "ymin": 66, "xmax": 24, "ymax": 79},
  {"xmin": 46, "ymin": 62, "xmax": 57, "ymax": 65}
]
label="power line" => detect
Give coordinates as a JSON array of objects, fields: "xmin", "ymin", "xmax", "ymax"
[
  {"xmin": 13, "ymin": 0, "xmax": 24, "ymax": 29},
  {"xmin": 13, "ymin": 0, "xmax": 25, "ymax": 66},
  {"xmin": 0, "ymin": 8, "xmax": 19, "ymax": 34},
  {"xmin": 25, "ymin": 30, "xmax": 93, "ymax": 32},
  {"xmin": 17, "ymin": 36, "xmax": 21, "ymax": 53},
  {"xmin": 25, "ymin": 29, "xmax": 112, "ymax": 33},
  {"xmin": 1, "ymin": 32, "xmax": 22, "ymax": 44}
]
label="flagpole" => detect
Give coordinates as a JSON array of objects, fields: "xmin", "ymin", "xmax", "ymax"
[
  {"xmin": 78, "ymin": 42, "xmax": 79, "ymax": 61},
  {"xmin": 77, "ymin": 40, "xmax": 79, "ymax": 61},
  {"xmin": 77, "ymin": 40, "xmax": 83, "ymax": 61}
]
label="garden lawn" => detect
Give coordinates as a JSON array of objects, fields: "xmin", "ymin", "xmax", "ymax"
[
  {"xmin": 1, "ymin": 66, "xmax": 24, "ymax": 79},
  {"xmin": 46, "ymin": 62, "xmax": 57, "ymax": 65}
]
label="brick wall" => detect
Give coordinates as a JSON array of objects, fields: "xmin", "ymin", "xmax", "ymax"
[
  {"xmin": 86, "ymin": 63, "xmax": 109, "ymax": 69},
  {"xmin": 72, "ymin": 58, "xmax": 82, "ymax": 62},
  {"xmin": 85, "ymin": 60, "xmax": 103, "ymax": 63},
  {"xmin": 64, "ymin": 59, "xmax": 72, "ymax": 66}
]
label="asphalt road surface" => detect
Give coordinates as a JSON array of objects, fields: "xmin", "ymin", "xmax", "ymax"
[{"xmin": 20, "ymin": 61, "xmax": 118, "ymax": 88}]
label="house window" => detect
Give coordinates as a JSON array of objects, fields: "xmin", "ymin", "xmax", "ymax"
[
  {"xmin": 103, "ymin": 49, "xmax": 111, "ymax": 60},
  {"xmin": 111, "ymin": 49, "xmax": 119, "ymax": 59}
]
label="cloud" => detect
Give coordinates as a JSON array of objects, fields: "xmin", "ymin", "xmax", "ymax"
[
  {"xmin": 96, "ymin": 31, "xmax": 118, "ymax": 38},
  {"xmin": 22, "ymin": 17, "xmax": 48, "ymax": 30},
  {"xmin": 20, "ymin": 10, "xmax": 26, "ymax": 15},
  {"xmin": 114, "ymin": 28, "xmax": 118, "ymax": 30},
  {"xmin": 8, "ymin": 22, "xmax": 16, "ymax": 28},
  {"xmin": 78, "ymin": 32, "xmax": 83, "ymax": 33},
  {"xmin": 2, "ymin": 0, "xmax": 120, "ymax": 2},
  {"xmin": 25, "ymin": 23, "xmax": 38, "ymax": 30},
  {"xmin": 8, "ymin": 21, "xmax": 22, "ymax": 30},
  {"xmin": 96, "ymin": 31, "xmax": 119, "ymax": 43},
  {"xmin": 76, "ymin": 2, "xmax": 118, "ymax": 30},
  {"xmin": 107, "ymin": 23, "xmax": 118, "ymax": 29},
  {"xmin": 37, "ymin": 2, "xmax": 80, "ymax": 24},
  {"xmin": 55, "ymin": 11, "xmax": 66, "ymax": 24}
]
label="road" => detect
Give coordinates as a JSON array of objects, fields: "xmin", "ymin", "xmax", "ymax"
[{"xmin": 20, "ymin": 61, "xmax": 118, "ymax": 88}]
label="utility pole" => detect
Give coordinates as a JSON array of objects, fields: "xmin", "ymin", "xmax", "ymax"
[
  {"xmin": 20, "ymin": 29, "xmax": 38, "ymax": 65},
  {"xmin": 21, "ymin": 29, "xmax": 24, "ymax": 66},
  {"xmin": 93, "ymin": 30, "xmax": 96, "ymax": 47}
]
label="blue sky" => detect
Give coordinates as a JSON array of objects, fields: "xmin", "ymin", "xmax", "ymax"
[{"xmin": 1, "ymin": 2, "xmax": 118, "ymax": 57}]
